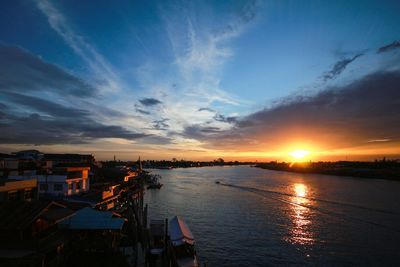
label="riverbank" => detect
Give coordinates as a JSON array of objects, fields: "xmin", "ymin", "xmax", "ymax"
[{"xmin": 254, "ymin": 161, "xmax": 400, "ymax": 181}]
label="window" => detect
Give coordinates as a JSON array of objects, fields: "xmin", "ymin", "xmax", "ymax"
[
  {"xmin": 24, "ymin": 189, "xmax": 34, "ymax": 200},
  {"xmin": 68, "ymin": 183, "xmax": 73, "ymax": 190},
  {"xmin": 54, "ymin": 183, "xmax": 63, "ymax": 191},
  {"xmin": 7, "ymin": 191, "xmax": 18, "ymax": 201},
  {"xmin": 40, "ymin": 183, "xmax": 48, "ymax": 191}
]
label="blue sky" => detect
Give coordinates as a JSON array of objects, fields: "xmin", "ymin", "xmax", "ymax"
[{"xmin": 1, "ymin": 0, "xmax": 400, "ymax": 160}]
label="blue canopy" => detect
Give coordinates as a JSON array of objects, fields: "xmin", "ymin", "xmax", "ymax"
[
  {"xmin": 169, "ymin": 216, "xmax": 195, "ymax": 246},
  {"xmin": 58, "ymin": 207, "xmax": 124, "ymax": 230}
]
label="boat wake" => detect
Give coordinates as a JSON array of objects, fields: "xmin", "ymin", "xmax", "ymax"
[{"xmin": 218, "ymin": 182, "xmax": 400, "ymax": 233}]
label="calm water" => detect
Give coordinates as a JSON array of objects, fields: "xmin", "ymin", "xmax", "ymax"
[{"xmin": 144, "ymin": 166, "xmax": 400, "ymax": 266}]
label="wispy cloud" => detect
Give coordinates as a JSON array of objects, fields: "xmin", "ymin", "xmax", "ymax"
[
  {"xmin": 213, "ymin": 113, "xmax": 237, "ymax": 124},
  {"xmin": 198, "ymin": 107, "xmax": 215, "ymax": 112},
  {"xmin": 182, "ymin": 125, "xmax": 222, "ymax": 140},
  {"xmin": 214, "ymin": 0, "xmax": 259, "ymax": 40},
  {"xmin": 135, "ymin": 108, "xmax": 151, "ymax": 115},
  {"xmin": 367, "ymin": 139, "xmax": 391, "ymax": 143},
  {"xmin": 131, "ymin": 1, "xmax": 260, "ymax": 140},
  {"xmin": 165, "ymin": 1, "xmax": 259, "ymax": 105},
  {"xmin": 36, "ymin": 0, "xmax": 120, "ymax": 92},
  {"xmin": 377, "ymin": 40, "xmax": 400, "ymax": 54},
  {"xmin": 321, "ymin": 53, "xmax": 364, "ymax": 82},
  {"xmin": 152, "ymin": 118, "xmax": 169, "ymax": 130},
  {"xmin": 34, "ymin": 0, "xmax": 172, "ymax": 145}
]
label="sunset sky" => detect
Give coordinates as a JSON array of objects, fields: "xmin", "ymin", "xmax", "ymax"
[{"xmin": 0, "ymin": 0, "xmax": 399, "ymax": 161}]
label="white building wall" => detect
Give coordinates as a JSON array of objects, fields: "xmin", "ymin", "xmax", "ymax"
[{"xmin": 12, "ymin": 174, "xmax": 89, "ymax": 197}]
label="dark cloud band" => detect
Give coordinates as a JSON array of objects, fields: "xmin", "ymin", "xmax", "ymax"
[
  {"xmin": 199, "ymin": 70, "xmax": 400, "ymax": 151},
  {"xmin": 0, "ymin": 43, "xmax": 96, "ymax": 97}
]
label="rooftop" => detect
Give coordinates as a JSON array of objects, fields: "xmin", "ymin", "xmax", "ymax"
[{"xmin": 0, "ymin": 201, "xmax": 72, "ymax": 231}]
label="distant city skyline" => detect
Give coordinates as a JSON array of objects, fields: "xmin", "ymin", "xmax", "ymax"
[{"xmin": 1, "ymin": 0, "xmax": 400, "ymax": 161}]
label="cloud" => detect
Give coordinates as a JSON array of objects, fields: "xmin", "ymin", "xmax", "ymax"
[
  {"xmin": 157, "ymin": 0, "xmax": 254, "ymax": 106},
  {"xmin": 152, "ymin": 119, "xmax": 169, "ymax": 130},
  {"xmin": 377, "ymin": 40, "xmax": 400, "ymax": 53},
  {"xmin": 139, "ymin": 98, "xmax": 163, "ymax": 106},
  {"xmin": 135, "ymin": 108, "xmax": 151, "ymax": 115},
  {"xmin": 213, "ymin": 113, "xmax": 237, "ymax": 124},
  {"xmin": 237, "ymin": 0, "xmax": 258, "ymax": 23},
  {"xmin": 0, "ymin": 110, "xmax": 148, "ymax": 145},
  {"xmin": 0, "ymin": 43, "xmax": 150, "ymax": 145},
  {"xmin": 198, "ymin": 107, "xmax": 237, "ymax": 124},
  {"xmin": 198, "ymin": 107, "xmax": 215, "ymax": 112},
  {"xmin": 215, "ymin": 0, "xmax": 259, "ymax": 39},
  {"xmin": 36, "ymin": 0, "xmax": 120, "ymax": 92},
  {"xmin": 202, "ymin": 70, "xmax": 400, "ymax": 151},
  {"xmin": 321, "ymin": 53, "xmax": 363, "ymax": 82},
  {"xmin": 367, "ymin": 139, "xmax": 391, "ymax": 143},
  {"xmin": 0, "ymin": 93, "xmax": 164, "ymax": 145},
  {"xmin": 200, "ymin": 126, "xmax": 221, "ymax": 133},
  {"xmin": 128, "ymin": 1, "xmax": 260, "ymax": 142},
  {"xmin": 140, "ymin": 135, "xmax": 175, "ymax": 145},
  {"xmin": 0, "ymin": 43, "xmax": 95, "ymax": 97},
  {"xmin": 1, "ymin": 92, "xmax": 89, "ymax": 118},
  {"xmin": 182, "ymin": 125, "xmax": 222, "ymax": 140}
]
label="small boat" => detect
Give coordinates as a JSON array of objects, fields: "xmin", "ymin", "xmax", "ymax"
[
  {"xmin": 169, "ymin": 216, "xmax": 199, "ymax": 267},
  {"xmin": 147, "ymin": 219, "xmax": 166, "ymax": 266}
]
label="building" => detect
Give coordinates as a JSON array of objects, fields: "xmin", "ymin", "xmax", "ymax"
[
  {"xmin": 12, "ymin": 150, "xmax": 43, "ymax": 161},
  {"xmin": 63, "ymin": 181, "xmax": 125, "ymax": 211},
  {"xmin": 58, "ymin": 207, "xmax": 125, "ymax": 250},
  {"xmin": 43, "ymin": 153, "xmax": 95, "ymax": 166},
  {"xmin": 0, "ymin": 178, "xmax": 38, "ymax": 202},
  {"xmin": 0, "ymin": 154, "xmax": 19, "ymax": 178},
  {"xmin": 0, "ymin": 201, "xmax": 74, "ymax": 266},
  {"xmin": 10, "ymin": 167, "xmax": 90, "ymax": 198},
  {"xmin": 38, "ymin": 167, "xmax": 91, "ymax": 197},
  {"xmin": 124, "ymin": 171, "xmax": 139, "ymax": 182}
]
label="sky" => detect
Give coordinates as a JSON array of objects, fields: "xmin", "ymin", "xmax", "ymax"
[{"xmin": 0, "ymin": 0, "xmax": 400, "ymax": 161}]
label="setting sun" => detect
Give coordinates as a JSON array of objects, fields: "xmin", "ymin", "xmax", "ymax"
[{"xmin": 289, "ymin": 150, "xmax": 310, "ymax": 160}]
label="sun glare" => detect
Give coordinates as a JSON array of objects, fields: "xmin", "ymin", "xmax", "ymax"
[{"xmin": 289, "ymin": 150, "xmax": 310, "ymax": 160}]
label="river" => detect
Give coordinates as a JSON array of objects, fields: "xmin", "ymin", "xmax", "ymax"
[{"xmin": 144, "ymin": 166, "xmax": 400, "ymax": 266}]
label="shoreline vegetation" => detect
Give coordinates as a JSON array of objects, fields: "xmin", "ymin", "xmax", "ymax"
[
  {"xmin": 254, "ymin": 159, "xmax": 400, "ymax": 181},
  {"xmin": 105, "ymin": 158, "xmax": 400, "ymax": 181},
  {"xmin": 107, "ymin": 158, "xmax": 254, "ymax": 169}
]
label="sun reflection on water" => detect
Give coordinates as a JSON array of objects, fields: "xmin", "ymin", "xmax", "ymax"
[
  {"xmin": 294, "ymin": 183, "xmax": 307, "ymax": 198},
  {"xmin": 285, "ymin": 183, "xmax": 315, "ymax": 246}
]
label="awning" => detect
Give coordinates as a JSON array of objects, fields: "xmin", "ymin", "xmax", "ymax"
[{"xmin": 58, "ymin": 207, "xmax": 124, "ymax": 230}]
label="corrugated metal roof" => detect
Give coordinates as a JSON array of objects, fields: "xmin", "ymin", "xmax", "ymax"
[{"xmin": 58, "ymin": 207, "xmax": 124, "ymax": 230}]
